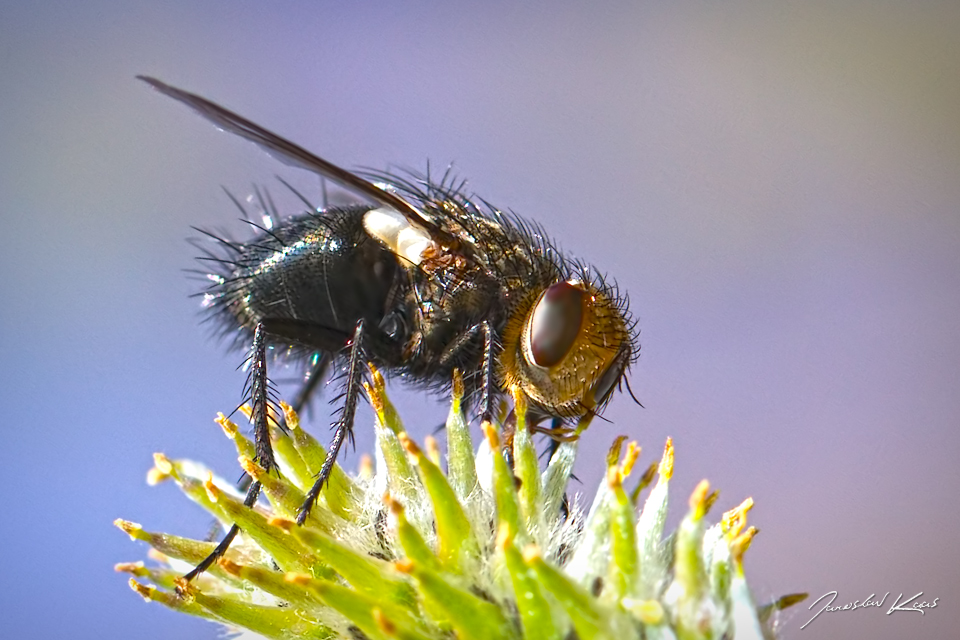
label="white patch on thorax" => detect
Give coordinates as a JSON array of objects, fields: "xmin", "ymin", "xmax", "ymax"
[{"xmin": 363, "ymin": 207, "xmax": 436, "ymax": 266}]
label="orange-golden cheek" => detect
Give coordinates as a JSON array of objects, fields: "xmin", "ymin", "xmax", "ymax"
[{"xmin": 498, "ymin": 287, "xmax": 627, "ymax": 418}]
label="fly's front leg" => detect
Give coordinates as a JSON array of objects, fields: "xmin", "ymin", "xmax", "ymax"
[
  {"xmin": 183, "ymin": 323, "xmax": 278, "ymax": 583},
  {"xmin": 297, "ymin": 319, "xmax": 366, "ymax": 525},
  {"xmin": 438, "ymin": 320, "xmax": 497, "ymax": 423},
  {"xmin": 478, "ymin": 320, "xmax": 495, "ymax": 423},
  {"xmin": 475, "ymin": 319, "xmax": 518, "ymax": 466}
]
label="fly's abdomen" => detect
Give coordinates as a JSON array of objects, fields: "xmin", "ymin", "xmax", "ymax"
[{"xmin": 205, "ymin": 205, "xmax": 400, "ymax": 348}]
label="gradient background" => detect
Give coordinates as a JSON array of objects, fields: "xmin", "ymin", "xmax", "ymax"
[{"xmin": 2, "ymin": 2, "xmax": 958, "ymax": 639}]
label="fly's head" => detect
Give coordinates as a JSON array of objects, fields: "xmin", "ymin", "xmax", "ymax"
[{"xmin": 499, "ymin": 276, "xmax": 637, "ymax": 420}]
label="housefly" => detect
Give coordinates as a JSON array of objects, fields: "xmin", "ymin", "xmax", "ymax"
[{"xmin": 138, "ymin": 77, "xmax": 640, "ymax": 581}]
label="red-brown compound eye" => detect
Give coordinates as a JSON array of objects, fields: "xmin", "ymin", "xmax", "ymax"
[{"xmin": 528, "ymin": 281, "xmax": 585, "ymax": 368}]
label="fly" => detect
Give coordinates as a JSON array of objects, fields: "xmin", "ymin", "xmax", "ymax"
[{"xmin": 138, "ymin": 76, "xmax": 640, "ymax": 581}]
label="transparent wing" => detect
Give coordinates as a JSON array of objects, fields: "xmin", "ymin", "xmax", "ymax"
[{"xmin": 138, "ymin": 75, "xmax": 457, "ymax": 247}]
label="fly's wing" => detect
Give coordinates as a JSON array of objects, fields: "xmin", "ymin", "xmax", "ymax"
[{"xmin": 138, "ymin": 76, "xmax": 464, "ymax": 253}]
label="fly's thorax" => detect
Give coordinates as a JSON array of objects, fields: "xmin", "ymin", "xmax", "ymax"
[
  {"xmin": 404, "ymin": 259, "xmax": 501, "ymax": 364},
  {"xmin": 363, "ymin": 205, "xmax": 498, "ymax": 362},
  {"xmin": 498, "ymin": 279, "xmax": 631, "ymax": 418}
]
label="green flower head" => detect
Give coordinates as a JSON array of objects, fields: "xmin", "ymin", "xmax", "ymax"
[{"xmin": 117, "ymin": 369, "xmax": 804, "ymax": 639}]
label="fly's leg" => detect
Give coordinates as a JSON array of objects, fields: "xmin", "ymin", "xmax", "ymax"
[
  {"xmin": 208, "ymin": 352, "xmax": 329, "ymax": 542},
  {"xmin": 543, "ymin": 420, "xmax": 572, "ymax": 521},
  {"xmin": 291, "ymin": 352, "xmax": 331, "ymax": 417},
  {"xmin": 438, "ymin": 320, "xmax": 497, "ymax": 422},
  {"xmin": 182, "ymin": 483, "xmax": 262, "ymax": 583},
  {"xmin": 478, "ymin": 321, "xmax": 495, "ymax": 423},
  {"xmin": 244, "ymin": 324, "xmax": 279, "ymax": 474},
  {"xmin": 474, "ymin": 320, "xmax": 520, "ymax": 466},
  {"xmin": 297, "ymin": 319, "xmax": 366, "ymax": 525},
  {"xmin": 182, "ymin": 323, "xmax": 278, "ymax": 583}
]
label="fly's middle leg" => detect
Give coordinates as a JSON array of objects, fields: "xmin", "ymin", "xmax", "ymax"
[{"xmin": 290, "ymin": 352, "xmax": 331, "ymax": 419}]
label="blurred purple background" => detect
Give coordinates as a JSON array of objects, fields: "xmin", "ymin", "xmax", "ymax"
[{"xmin": 2, "ymin": 2, "xmax": 958, "ymax": 639}]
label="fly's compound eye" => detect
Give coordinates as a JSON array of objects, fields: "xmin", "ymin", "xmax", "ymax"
[{"xmin": 527, "ymin": 281, "xmax": 585, "ymax": 368}]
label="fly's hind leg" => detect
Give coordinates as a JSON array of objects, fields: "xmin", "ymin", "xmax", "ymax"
[
  {"xmin": 297, "ymin": 319, "xmax": 367, "ymax": 524},
  {"xmin": 182, "ymin": 483, "xmax": 262, "ymax": 584},
  {"xmin": 182, "ymin": 323, "xmax": 279, "ymax": 584},
  {"xmin": 209, "ymin": 350, "xmax": 330, "ymax": 541}
]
